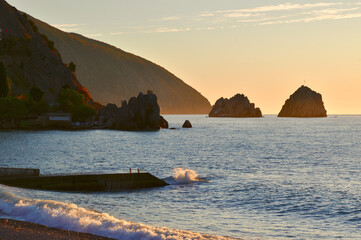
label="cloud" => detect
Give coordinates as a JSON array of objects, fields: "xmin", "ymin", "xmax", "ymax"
[
  {"xmin": 52, "ymin": 23, "xmax": 80, "ymax": 27},
  {"xmin": 304, "ymin": 7, "xmax": 359, "ymax": 15},
  {"xmin": 154, "ymin": 27, "xmax": 191, "ymax": 33},
  {"xmin": 224, "ymin": 13, "xmax": 257, "ymax": 18},
  {"xmin": 86, "ymin": 33, "xmax": 103, "ymax": 37},
  {"xmin": 218, "ymin": 3, "xmax": 343, "ymax": 14},
  {"xmin": 160, "ymin": 16, "xmax": 181, "ymax": 21},
  {"xmin": 98, "ymin": 2, "xmax": 361, "ymax": 35},
  {"xmin": 109, "ymin": 32, "xmax": 125, "ymax": 35},
  {"xmin": 208, "ymin": 2, "xmax": 361, "ymax": 26},
  {"xmin": 199, "ymin": 13, "xmax": 215, "ymax": 17},
  {"xmin": 59, "ymin": 28, "xmax": 78, "ymax": 32},
  {"xmin": 51, "ymin": 23, "xmax": 85, "ymax": 32},
  {"xmin": 260, "ymin": 12, "xmax": 361, "ymax": 25}
]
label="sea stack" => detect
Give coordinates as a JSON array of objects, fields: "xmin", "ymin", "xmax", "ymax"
[
  {"xmin": 278, "ymin": 85, "xmax": 327, "ymax": 117},
  {"xmin": 209, "ymin": 94, "xmax": 262, "ymax": 117},
  {"xmin": 98, "ymin": 92, "xmax": 165, "ymax": 131}
]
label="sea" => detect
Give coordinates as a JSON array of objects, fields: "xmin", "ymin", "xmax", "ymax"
[{"xmin": 0, "ymin": 115, "xmax": 360, "ymax": 239}]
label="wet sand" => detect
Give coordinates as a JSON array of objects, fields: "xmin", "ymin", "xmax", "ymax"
[{"xmin": 0, "ymin": 218, "xmax": 114, "ymax": 240}]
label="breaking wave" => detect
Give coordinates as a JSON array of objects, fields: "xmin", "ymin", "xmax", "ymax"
[
  {"xmin": 173, "ymin": 168, "xmax": 202, "ymax": 184},
  {"xmin": 0, "ymin": 188, "xmax": 231, "ymax": 240}
]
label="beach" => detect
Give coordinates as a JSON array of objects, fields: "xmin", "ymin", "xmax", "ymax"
[{"xmin": 0, "ymin": 218, "xmax": 114, "ymax": 240}]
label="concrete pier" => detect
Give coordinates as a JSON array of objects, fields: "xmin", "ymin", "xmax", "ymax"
[
  {"xmin": 0, "ymin": 168, "xmax": 168, "ymax": 191},
  {"xmin": 0, "ymin": 167, "xmax": 40, "ymax": 177}
]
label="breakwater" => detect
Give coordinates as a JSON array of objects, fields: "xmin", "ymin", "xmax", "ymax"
[{"xmin": 0, "ymin": 168, "xmax": 168, "ymax": 191}]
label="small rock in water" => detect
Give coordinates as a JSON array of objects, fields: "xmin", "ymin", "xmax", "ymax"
[
  {"xmin": 159, "ymin": 116, "xmax": 169, "ymax": 129},
  {"xmin": 182, "ymin": 120, "xmax": 192, "ymax": 128}
]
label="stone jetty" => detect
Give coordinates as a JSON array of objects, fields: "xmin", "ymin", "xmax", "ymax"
[{"xmin": 0, "ymin": 168, "xmax": 168, "ymax": 191}]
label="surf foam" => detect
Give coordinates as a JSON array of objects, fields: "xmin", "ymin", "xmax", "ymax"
[
  {"xmin": 0, "ymin": 187, "xmax": 233, "ymax": 240},
  {"xmin": 173, "ymin": 168, "xmax": 200, "ymax": 184}
]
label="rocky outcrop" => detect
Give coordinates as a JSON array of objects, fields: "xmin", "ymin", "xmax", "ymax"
[
  {"xmin": 278, "ymin": 85, "xmax": 327, "ymax": 117},
  {"xmin": 209, "ymin": 94, "xmax": 262, "ymax": 117},
  {"xmin": 98, "ymin": 92, "xmax": 168, "ymax": 131},
  {"xmin": 159, "ymin": 116, "xmax": 168, "ymax": 129},
  {"xmin": 0, "ymin": 0, "xmax": 88, "ymax": 102},
  {"xmin": 31, "ymin": 16, "xmax": 212, "ymax": 114},
  {"xmin": 97, "ymin": 103, "xmax": 118, "ymax": 128},
  {"xmin": 182, "ymin": 120, "xmax": 192, "ymax": 128}
]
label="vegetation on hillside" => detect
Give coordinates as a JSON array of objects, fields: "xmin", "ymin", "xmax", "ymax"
[
  {"xmin": 54, "ymin": 85, "xmax": 95, "ymax": 122},
  {"xmin": 0, "ymin": 64, "xmax": 95, "ymax": 122},
  {"xmin": 67, "ymin": 61, "xmax": 76, "ymax": 73},
  {"xmin": 0, "ymin": 62, "xmax": 10, "ymax": 97},
  {"xmin": 0, "ymin": 67, "xmax": 49, "ymax": 120}
]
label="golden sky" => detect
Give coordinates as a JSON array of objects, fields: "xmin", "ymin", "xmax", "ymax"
[{"xmin": 7, "ymin": 0, "xmax": 361, "ymax": 114}]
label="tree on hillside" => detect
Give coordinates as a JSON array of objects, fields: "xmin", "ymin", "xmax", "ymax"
[
  {"xmin": 56, "ymin": 87, "xmax": 95, "ymax": 121},
  {"xmin": 29, "ymin": 86, "xmax": 45, "ymax": 102},
  {"xmin": 0, "ymin": 62, "xmax": 10, "ymax": 98},
  {"xmin": 68, "ymin": 61, "xmax": 76, "ymax": 73}
]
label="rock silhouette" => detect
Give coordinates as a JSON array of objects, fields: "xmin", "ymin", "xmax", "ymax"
[
  {"xmin": 159, "ymin": 116, "xmax": 169, "ymax": 129},
  {"xmin": 278, "ymin": 85, "xmax": 327, "ymax": 117},
  {"xmin": 182, "ymin": 120, "xmax": 192, "ymax": 128},
  {"xmin": 98, "ymin": 92, "xmax": 166, "ymax": 131},
  {"xmin": 209, "ymin": 94, "xmax": 262, "ymax": 117}
]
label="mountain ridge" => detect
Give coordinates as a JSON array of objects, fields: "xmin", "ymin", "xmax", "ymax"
[
  {"xmin": 0, "ymin": 0, "xmax": 88, "ymax": 103},
  {"xmin": 30, "ymin": 16, "xmax": 211, "ymax": 114}
]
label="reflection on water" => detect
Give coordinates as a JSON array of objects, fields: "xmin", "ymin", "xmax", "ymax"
[{"xmin": 0, "ymin": 115, "xmax": 360, "ymax": 239}]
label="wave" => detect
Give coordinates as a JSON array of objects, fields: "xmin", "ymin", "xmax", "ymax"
[
  {"xmin": 173, "ymin": 168, "xmax": 204, "ymax": 184},
  {"xmin": 0, "ymin": 187, "xmax": 232, "ymax": 240}
]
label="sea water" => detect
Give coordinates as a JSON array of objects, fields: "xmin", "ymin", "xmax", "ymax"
[{"xmin": 0, "ymin": 115, "xmax": 360, "ymax": 239}]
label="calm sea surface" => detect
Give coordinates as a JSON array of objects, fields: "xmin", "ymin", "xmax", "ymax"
[{"xmin": 0, "ymin": 115, "xmax": 360, "ymax": 239}]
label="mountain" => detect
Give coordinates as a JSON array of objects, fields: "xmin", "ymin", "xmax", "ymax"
[
  {"xmin": 278, "ymin": 85, "xmax": 327, "ymax": 117},
  {"xmin": 0, "ymin": 0, "xmax": 86, "ymax": 102},
  {"xmin": 30, "ymin": 18, "xmax": 211, "ymax": 114}
]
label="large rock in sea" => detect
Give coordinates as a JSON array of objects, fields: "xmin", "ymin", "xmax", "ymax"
[
  {"xmin": 98, "ymin": 92, "xmax": 168, "ymax": 131},
  {"xmin": 209, "ymin": 94, "xmax": 262, "ymax": 117},
  {"xmin": 278, "ymin": 85, "xmax": 327, "ymax": 117}
]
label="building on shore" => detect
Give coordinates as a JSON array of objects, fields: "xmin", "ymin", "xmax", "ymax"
[{"xmin": 46, "ymin": 112, "xmax": 72, "ymax": 128}]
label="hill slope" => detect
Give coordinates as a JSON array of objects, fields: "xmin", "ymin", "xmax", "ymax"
[
  {"xmin": 32, "ymin": 18, "xmax": 211, "ymax": 114},
  {"xmin": 0, "ymin": 0, "xmax": 85, "ymax": 102}
]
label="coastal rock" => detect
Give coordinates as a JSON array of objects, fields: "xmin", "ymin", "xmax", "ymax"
[
  {"xmin": 278, "ymin": 85, "xmax": 327, "ymax": 117},
  {"xmin": 98, "ymin": 103, "xmax": 118, "ymax": 128},
  {"xmin": 182, "ymin": 120, "xmax": 192, "ymax": 128},
  {"xmin": 159, "ymin": 116, "xmax": 168, "ymax": 129},
  {"xmin": 98, "ymin": 92, "xmax": 166, "ymax": 131},
  {"xmin": 209, "ymin": 94, "xmax": 262, "ymax": 117}
]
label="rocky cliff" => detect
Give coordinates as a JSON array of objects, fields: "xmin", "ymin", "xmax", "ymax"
[
  {"xmin": 209, "ymin": 94, "xmax": 262, "ymax": 117},
  {"xmin": 30, "ymin": 18, "xmax": 211, "ymax": 114},
  {"xmin": 0, "ymin": 0, "xmax": 87, "ymax": 102},
  {"xmin": 98, "ymin": 92, "xmax": 165, "ymax": 131},
  {"xmin": 278, "ymin": 85, "xmax": 327, "ymax": 117}
]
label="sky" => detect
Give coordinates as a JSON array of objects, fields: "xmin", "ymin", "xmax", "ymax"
[{"xmin": 6, "ymin": 0, "xmax": 361, "ymax": 114}]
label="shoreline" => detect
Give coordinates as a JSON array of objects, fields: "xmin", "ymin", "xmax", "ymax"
[{"xmin": 0, "ymin": 218, "xmax": 115, "ymax": 240}]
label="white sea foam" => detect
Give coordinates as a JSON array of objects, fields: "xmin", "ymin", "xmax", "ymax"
[
  {"xmin": 0, "ymin": 188, "xmax": 232, "ymax": 240},
  {"xmin": 173, "ymin": 168, "xmax": 200, "ymax": 184}
]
